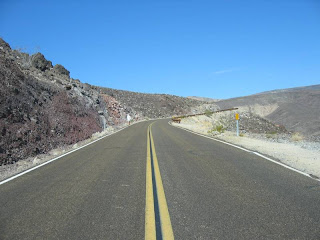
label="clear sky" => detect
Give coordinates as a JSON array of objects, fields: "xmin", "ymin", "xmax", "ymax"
[{"xmin": 1, "ymin": 0, "xmax": 319, "ymax": 99}]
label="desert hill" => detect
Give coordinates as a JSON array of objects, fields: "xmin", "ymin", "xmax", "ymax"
[
  {"xmin": 214, "ymin": 85, "xmax": 320, "ymax": 139},
  {"xmin": 99, "ymin": 87, "xmax": 202, "ymax": 118},
  {"xmin": 187, "ymin": 96, "xmax": 220, "ymax": 102}
]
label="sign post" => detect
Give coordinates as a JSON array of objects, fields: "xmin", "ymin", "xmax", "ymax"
[
  {"xmin": 127, "ymin": 114, "xmax": 132, "ymax": 125},
  {"xmin": 235, "ymin": 113, "xmax": 239, "ymax": 136}
]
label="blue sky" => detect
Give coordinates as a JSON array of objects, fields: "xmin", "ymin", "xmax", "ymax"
[{"xmin": 1, "ymin": 0, "xmax": 319, "ymax": 99}]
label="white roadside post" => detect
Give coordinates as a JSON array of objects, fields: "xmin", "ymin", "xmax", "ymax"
[
  {"xmin": 127, "ymin": 114, "xmax": 132, "ymax": 125},
  {"xmin": 235, "ymin": 113, "xmax": 239, "ymax": 136}
]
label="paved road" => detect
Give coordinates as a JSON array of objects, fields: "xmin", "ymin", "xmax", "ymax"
[
  {"xmin": 1, "ymin": 119, "xmax": 320, "ymax": 239},
  {"xmin": 0, "ymin": 121, "xmax": 149, "ymax": 240},
  {"xmin": 152, "ymin": 120, "xmax": 320, "ymax": 239}
]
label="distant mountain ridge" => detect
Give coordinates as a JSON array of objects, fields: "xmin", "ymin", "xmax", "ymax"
[
  {"xmin": 214, "ymin": 84, "xmax": 320, "ymax": 139},
  {"xmin": 252, "ymin": 84, "xmax": 320, "ymax": 95},
  {"xmin": 187, "ymin": 96, "xmax": 221, "ymax": 102},
  {"xmin": 99, "ymin": 87, "xmax": 203, "ymax": 118}
]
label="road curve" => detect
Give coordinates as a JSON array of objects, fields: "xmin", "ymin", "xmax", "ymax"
[
  {"xmin": 0, "ymin": 121, "xmax": 150, "ymax": 240},
  {"xmin": 152, "ymin": 119, "xmax": 320, "ymax": 239},
  {"xmin": 0, "ymin": 119, "xmax": 320, "ymax": 239}
]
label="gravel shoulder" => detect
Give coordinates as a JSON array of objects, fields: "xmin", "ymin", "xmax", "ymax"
[{"xmin": 172, "ymin": 115, "xmax": 320, "ymax": 179}]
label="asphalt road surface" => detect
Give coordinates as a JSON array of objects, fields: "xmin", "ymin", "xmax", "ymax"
[{"xmin": 1, "ymin": 119, "xmax": 320, "ymax": 239}]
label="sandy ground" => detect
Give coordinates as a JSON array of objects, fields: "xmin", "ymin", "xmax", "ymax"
[{"xmin": 172, "ymin": 116, "xmax": 320, "ymax": 179}]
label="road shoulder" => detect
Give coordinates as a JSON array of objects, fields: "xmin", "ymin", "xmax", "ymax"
[{"xmin": 170, "ymin": 121, "xmax": 320, "ymax": 181}]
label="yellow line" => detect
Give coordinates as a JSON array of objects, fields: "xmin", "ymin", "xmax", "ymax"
[
  {"xmin": 145, "ymin": 125, "xmax": 156, "ymax": 240},
  {"xmin": 150, "ymin": 124, "xmax": 175, "ymax": 239}
]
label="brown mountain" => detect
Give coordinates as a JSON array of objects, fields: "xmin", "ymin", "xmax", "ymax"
[{"xmin": 214, "ymin": 85, "xmax": 320, "ymax": 139}]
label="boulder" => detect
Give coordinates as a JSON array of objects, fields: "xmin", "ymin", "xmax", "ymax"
[
  {"xmin": 53, "ymin": 64, "xmax": 70, "ymax": 77},
  {"xmin": 0, "ymin": 38, "xmax": 11, "ymax": 52},
  {"xmin": 83, "ymin": 83, "xmax": 91, "ymax": 91},
  {"xmin": 31, "ymin": 52, "xmax": 53, "ymax": 71}
]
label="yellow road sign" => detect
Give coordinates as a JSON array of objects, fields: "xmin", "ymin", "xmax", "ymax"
[{"xmin": 235, "ymin": 113, "xmax": 239, "ymax": 120}]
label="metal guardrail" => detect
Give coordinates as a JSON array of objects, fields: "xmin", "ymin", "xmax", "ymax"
[
  {"xmin": 172, "ymin": 107, "xmax": 238, "ymax": 123},
  {"xmin": 172, "ymin": 118, "xmax": 181, "ymax": 123}
]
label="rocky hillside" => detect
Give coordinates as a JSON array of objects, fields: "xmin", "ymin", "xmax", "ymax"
[
  {"xmin": 99, "ymin": 87, "xmax": 204, "ymax": 118},
  {"xmin": 214, "ymin": 85, "xmax": 320, "ymax": 140},
  {"xmin": 0, "ymin": 40, "xmax": 105, "ymax": 165},
  {"xmin": 187, "ymin": 96, "xmax": 220, "ymax": 102},
  {"xmin": 0, "ymin": 38, "xmax": 204, "ymax": 166}
]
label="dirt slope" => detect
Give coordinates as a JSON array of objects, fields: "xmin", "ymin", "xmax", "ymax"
[{"xmin": 215, "ymin": 86, "xmax": 320, "ymax": 139}]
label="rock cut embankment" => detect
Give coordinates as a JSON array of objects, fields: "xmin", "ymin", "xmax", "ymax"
[{"xmin": 0, "ymin": 38, "xmax": 205, "ymax": 166}]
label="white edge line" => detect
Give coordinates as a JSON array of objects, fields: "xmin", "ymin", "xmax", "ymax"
[
  {"xmin": 0, "ymin": 120, "xmax": 149, "ymax": 186},
  {"xmin": 169, "ymin": 121, "xmax": 320, "ymax": 182}
]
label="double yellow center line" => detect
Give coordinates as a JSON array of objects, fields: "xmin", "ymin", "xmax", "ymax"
[{"xmin": 145, "ymin": 123, "xmax": 174, "ymax": 240}]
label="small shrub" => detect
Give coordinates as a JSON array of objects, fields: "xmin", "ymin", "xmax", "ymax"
[
  {"xmin": 267, "ymin": 131, "xmax": 277, "ymax": 135},
  {"xmin": 215, "ymin": 124, "xmax": 224, "ymax": 133},
  {"xmin": 291, "ymin": 132, "xmax": 304, "ymax": 141},
  {"xmin": 266, "ymin": 131, "xmax": 278, "ymax": 139},
  {"xmin": 205, "ymin": 109, "xmax": 213, "ymax": 117},
  {"xmin": 208, "ymin": 124, "xmax": 225, "ymax": 134}
]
